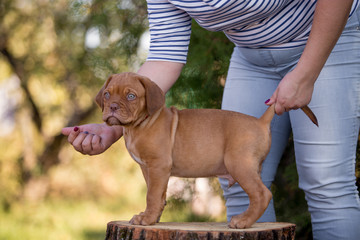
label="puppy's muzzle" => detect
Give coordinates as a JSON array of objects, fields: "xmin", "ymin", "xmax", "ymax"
[
  {"xmin": 110, "ymin": 103, "xmax": 120, "ymax": 112},
  {"xmin": 104, "ymin": 103, "xmax": 131, "ymax": 126}
]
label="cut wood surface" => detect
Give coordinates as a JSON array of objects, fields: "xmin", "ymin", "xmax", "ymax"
[{"xmin": 105, "ymin": 221, "xmax": 296, "ymax": 240}]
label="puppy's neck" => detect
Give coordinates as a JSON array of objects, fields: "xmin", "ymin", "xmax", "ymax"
[
  {"xmin": 138, "ymin": 114, "xmax": 149, "ymax": 125},
  {"xmin": 130, "ymin": 106, "xmax": 165, "ymax": 129}
]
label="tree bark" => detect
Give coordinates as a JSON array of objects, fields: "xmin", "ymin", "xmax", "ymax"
[{"xmin": 105, "ymin": 221, "xmax": 296, "ymax": 240}]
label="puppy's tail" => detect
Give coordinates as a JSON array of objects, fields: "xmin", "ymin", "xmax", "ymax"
[
  {"xmin": 259, "ymin": 104, "xmax": 319, "ymax": 127},
  {"xmin": 259, "ymin": 104, "xmax": 276, "ymax": 126},
  {"xmin": 301, "ymin": 106, "xmax": 318, "ymax": 127}
]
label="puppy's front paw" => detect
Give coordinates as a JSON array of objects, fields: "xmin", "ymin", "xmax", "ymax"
[
  {"xmin": 228, "ymin": 215, "xmax": 254, "ymax": 229},
  {"xmin": 129, "ymin": 212, "xmax": 157, "ymax": 226},
  {"xmin": 129, "ymin": 212, "xmax": 144, "ymax": 225}
]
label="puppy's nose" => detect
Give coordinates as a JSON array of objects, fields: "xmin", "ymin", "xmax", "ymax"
[{"xmin": 110, "ymin": 103, "xmax": 120, "ymax": 112}]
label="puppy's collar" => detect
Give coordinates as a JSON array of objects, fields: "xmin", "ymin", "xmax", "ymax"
[{"xmin": 136, "ymin": 107, "xmax": 163, "ymax": 128}]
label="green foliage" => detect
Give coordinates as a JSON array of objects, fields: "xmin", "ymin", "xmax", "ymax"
[
  {"xmin": 0, "ymin": 198, "xmax": 143, "ymax": 240},
  {"xmin": 166, "ymin": 20, "xmax": 234, "ymax": 109}
]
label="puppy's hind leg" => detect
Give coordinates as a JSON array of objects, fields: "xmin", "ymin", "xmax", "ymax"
[{"xmin": 224, "ymin": 152, "xmax": 272, "ymax": 229}]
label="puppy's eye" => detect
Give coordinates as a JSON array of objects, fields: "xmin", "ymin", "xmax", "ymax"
[
  {"xmin": 127, "ymin": 93, "xmax": 136, "ymax": 101},
  {"xmin": 104, "ymin": 92, "xmax": 110, "ymax": 100}
]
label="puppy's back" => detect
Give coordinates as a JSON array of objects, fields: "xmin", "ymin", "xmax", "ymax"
[{"xmin": 170, "ymin": 108, "xmax": 269, "ymax": 178}]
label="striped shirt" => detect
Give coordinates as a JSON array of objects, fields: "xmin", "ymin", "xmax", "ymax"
[{"xmin": 146, "ymin": 0, "xmax": 360, "ymax": 63}]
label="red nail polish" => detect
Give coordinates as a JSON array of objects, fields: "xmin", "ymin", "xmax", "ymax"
[
  {"xmin": 74, "ymin": 127, "xmax": 79, "ymax": 132},
  {"xmin": 265, "ymin": 99, "xmax": 270, "ymax": 104}
]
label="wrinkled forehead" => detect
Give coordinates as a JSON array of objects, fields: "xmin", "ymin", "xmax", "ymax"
[{"xmin": 106, "ymin": 74, "xmax": 145, "ymax": 95}]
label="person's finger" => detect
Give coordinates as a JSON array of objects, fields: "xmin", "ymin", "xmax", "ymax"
[
  {"xmin": 61, "ymin": 127, "xmax": 74, "ymax": 136},
  {"xmin": 72, "ymin": 132, "xmax": 88, "ymax": 153},
  {"xmin": 82, "ymin": 133, "xmax": 94, "ymax": 154},
  {"xmin": 265, "ymin": 88, "xmax": 278, "ymax": 106},
  {"xmin": 265, "ymin": 98, "xmax": 275, "ymax": 106},
  {"xmin": 274, "ymin": 102, "xmax": 286, "ymax": 115},
  {"xmin": 90, "ymin": 134, "xmax": 103, "ymax": 155},
  {"xmin": 91, "ymin": 134, "xmax": 101, "ymax": 145},
  {"xmin": 67, "ymin": 127, "xmax": 81, "ymax": 144}
]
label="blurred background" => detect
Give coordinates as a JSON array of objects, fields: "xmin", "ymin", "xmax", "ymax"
[{"xmin": 0, "ymin": 0, "xmax": 359, "ymax": 239}]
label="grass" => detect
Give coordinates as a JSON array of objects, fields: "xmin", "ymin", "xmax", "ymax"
[
  {"xmin": 0, "ymin": 198, "xmax": 146, "ymax": 240},
  {"xmin": 0, "ymin": 192, "xmax": 223, "ymax": 240}
]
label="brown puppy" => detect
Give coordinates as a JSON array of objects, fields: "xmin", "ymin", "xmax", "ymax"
[{"xmin": 95, "ymin": 72, "xmax": 317, "ymax": 229}]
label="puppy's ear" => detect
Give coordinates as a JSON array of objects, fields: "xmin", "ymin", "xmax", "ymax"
[
  {"xmin": 95, "ymin": 75, "xmax": 113, "ymax": 111},
  {"xmin": 138, "ymin": 75, "xmax": 165, "ymax": 115}
]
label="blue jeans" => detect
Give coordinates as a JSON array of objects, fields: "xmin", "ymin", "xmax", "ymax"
[{"xmin": 219, "ymin": 8, "xmax": 360, "ymax": 240}]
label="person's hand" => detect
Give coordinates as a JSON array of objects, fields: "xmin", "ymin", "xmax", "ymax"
[
  {"xmin": 61, "ymin": 123, "xmax": 123, "ymax": 155},
  {"xmin": 266, "ymin": 67, "xmax": 316, "ymax": 115}
]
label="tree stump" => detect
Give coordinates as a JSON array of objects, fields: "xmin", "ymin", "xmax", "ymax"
[{"xmin": 105, "ymin": 221, "xmax": 296, "ymax": 240}]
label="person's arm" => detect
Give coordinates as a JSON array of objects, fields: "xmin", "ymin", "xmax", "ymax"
[
  {"xmin": 266, "ymin": 0, "xmax": 354, "ymax": 115},
  {"xmin": 137, "ymin": 61, "xmax": 184, "ymax": 93}
]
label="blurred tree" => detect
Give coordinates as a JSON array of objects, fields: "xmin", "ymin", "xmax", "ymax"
[
  {"xmin": 166, "ymin": 21, "xmax": 233, "ymax": 109},
  {"xmin": 0, "ymin": 0, "xmax": 147, "ymax": 203}
]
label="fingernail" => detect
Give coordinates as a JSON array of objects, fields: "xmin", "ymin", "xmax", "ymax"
[
  {"xmin": 74, "ymin": 127, "xmax": 79, "ymax": 132},
  {"xmin": 84, "ymin": 131, "xmax": 89, "ymax": 134},
  {"xmin": 265, "ymin": 99, "xmax": 270, "ymax": 104}
]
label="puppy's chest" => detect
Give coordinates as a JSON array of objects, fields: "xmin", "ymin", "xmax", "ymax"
[{"xmin": 124, "ymin": 132, "xmax": 146, "ymax": 166}]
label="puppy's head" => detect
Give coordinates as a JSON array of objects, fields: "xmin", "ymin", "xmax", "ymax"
[{"xmin": 95, "ymin": 72, "xmax": 165, "ymax": 126}]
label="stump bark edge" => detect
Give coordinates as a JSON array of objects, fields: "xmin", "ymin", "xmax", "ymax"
[{"xmin": 105, "ymin": 221, "xmax": 296, "ymax": 240}]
